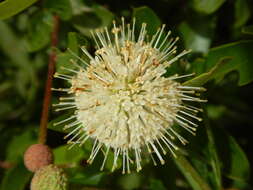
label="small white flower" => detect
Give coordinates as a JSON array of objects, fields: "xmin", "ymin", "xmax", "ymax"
[{"xmin": 53, "ymin": 18, "xmax": 206, "ymax": 174}]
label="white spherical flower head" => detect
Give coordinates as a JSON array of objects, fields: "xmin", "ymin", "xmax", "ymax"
[{"xmin": 53, "ymin": 18, "xmax": 206, "ymax": 174}]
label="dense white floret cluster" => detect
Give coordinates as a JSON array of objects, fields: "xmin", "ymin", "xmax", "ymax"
[{"xmin": 53, "ymin": 18, "xmax": 206, "ymax": 174}]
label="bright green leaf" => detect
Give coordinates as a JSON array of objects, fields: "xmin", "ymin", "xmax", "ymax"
[
  {"xmin": 192, "ymin": 0, "xmax": 226, "ymax": 14},
  {"xmin": 133, "ymin": 6, "xmax": 161, "ymax": 36},
  {"xmin": 0, "ymin": 0, "xmax": 37, "ymax": 20},
  {"xmin": 53, "ymin": 145, "xmax": 85, "ymax": 165}
]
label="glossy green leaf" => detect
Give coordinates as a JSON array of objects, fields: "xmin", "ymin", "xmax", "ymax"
[
  {"xmin": 179, "ymin": 21, "xmax": 213, "ymax": 53},
  {"xmin": 186, "ymin": 41, "xmax": 253, "ymax": 86},
  {"xmin": 0, "ymin": 0, "xmax": 37, "ymax": 20},
  {"xmin": 53, "ymin": 145, "xmax": 85, "ymax": 165},
  {"xmin": 234, "ymin": 0, "xmax": 251, "ymax": 28},
  {"xmin": 205, "ymin": 41, "xmax": 253, "ymax": 86},
  {"xmin": 133, "ymin": 6, "xmax": 161, "ymax": 36},
  {"xmin": 25, "ymin": 11, "xmax": 53, "ymax": 52},
  {"xmin": 184, "ymin": 57, "xmax": 232, "ymax": 86},
  {"xmin": 192, "ymin": 0, "xmax": 226, "ymax": 14},
  {"xmin": 44, "ymin": 0, "xmax": 72, "ymax": 20},
  {"xmin": 0, "ymin": 162, "xmax": 32, "ymax": 190}
]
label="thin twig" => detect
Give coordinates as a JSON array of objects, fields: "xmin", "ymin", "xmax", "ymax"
[
  {"xmin": 38, "ymin": 15, "xmax": 60, "ymax": 144},
  {"xmin": 0, "ymin": 161, "xmax": 14, "ymax": 169}
]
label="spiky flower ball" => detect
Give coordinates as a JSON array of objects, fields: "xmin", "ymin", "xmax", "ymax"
[
  {"xmin": 24, "ymin": 144, "xmax": 53, "ymax": 172},
  {"xmin": 53, "ymin": 18, "xmax": 206, "ymax": 173},
  {"xmin": 31, "ymin": 164, "xmax": 68, "ymax": 190}
]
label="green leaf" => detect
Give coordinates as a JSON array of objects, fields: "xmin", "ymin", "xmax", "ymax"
[
  {"xmin": 71, "ymin": 173, "xmax": 105, "ymax": 186},
  {"xmin": 69, "ymin": 166, "xmax": 106, "ymax": 186},
  {"xmin": 44, "ymin": 0, "xmax": 72, "ymax": 20},
  {"xmin": 117, "ymin": 173, "xmax": 142, "ymax": 190},
  {"xmin": 25, "ymin": 11, "xmax": 53, "ymax": 52},
  {"xmin": 234, "ymin": 0, "xmax": 251, "ymax": 28},
  {"xmin": 73, "ymin": 5, "xmax": 114, "ymax": 37},
  {"xmin": 179, "ymin": 20, "xmax": 213, "ymax": 53},
  {"xmin": 55, "ymin": 32, "xmax": 89, "ymax": 74},
  {"xmin": 213, "ymin": 128, "xmax": 250, "ymax": 189},
  {"xmin": 203, "ymin": 111, "xmax": 222, "ymax": 190},
  {"xmin": 149, "ymin": 179, "xmax": 167, "ymax": 190},
  {"xmin": 184, "ymin": 57, "xmax": 232, "ymax": 86},
  {"xmin": 227, "ymin": 136, "xmax": 250, "ymax": 188},
  {"xmin": 53, "ymin": 145, "xmax": 85, "ymax": 165},
  {"xmin": 186, "ymin": 41, "xmax": 253, "ymax": 86},
  {"xmin": 0, "ymin": 0, "xmax": 37, "ymax": 20},
  {"xmin": 67, "ymin": 32, "xmax": 79, "ymax": 53},
  {"xmin": 6, "ymin": 130, "xmax": 37, "ymax": 162},
  {"xmin": 48, "ymin": 112, "xmax": 73, "ymax": 133},
  {"xmin": 0, "ymin": 162, "xmax": 32, "ymax": 190},
  {"xmin": 192, "ymin": 0, "xmax": 226, "ymax": 14},
  {"xmin": 133, "ymin": 6, "xmax": 161, "ymax": 36},
  {"xmin": 174, "ymin": 155, "xmax": 212, "ymax": 190},
  {"xmin": 242, "ymin": 25, "xmax": 253, "ymax": 35},
  {"xmin": 0, "ymin": 21, "xmax": 38, "ymax": 102},
  {"xmin": 205, "ymin": 41, "xmax": 253, "ymax": 86}
]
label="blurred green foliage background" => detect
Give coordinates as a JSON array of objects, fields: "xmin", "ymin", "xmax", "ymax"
[{"xmin": 0, "ymin": 0, "xmax": 253, "ymax": 190}]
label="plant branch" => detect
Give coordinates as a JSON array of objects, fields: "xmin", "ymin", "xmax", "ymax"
[{"xmin": 38, "ymin": 15, "xmax": 60, "ymax": 144}]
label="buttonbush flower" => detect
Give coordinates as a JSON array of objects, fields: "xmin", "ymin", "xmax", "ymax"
[{"xmin": 53, "ymin": 18, "xmax": 206, "ymax": 174}]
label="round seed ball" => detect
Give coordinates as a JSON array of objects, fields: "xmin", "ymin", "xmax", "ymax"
[
  {"xmin": 24, "ymin": 144, "xmax": 53, "ymax": 172},
  {"xmin": 31, "ymin": 164, "xmax": 68, "ymax": 190}
]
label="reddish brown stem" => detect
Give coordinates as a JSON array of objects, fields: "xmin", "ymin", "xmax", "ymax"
[{"xmin": 39, "ymin": 15, "xmax": 60, "ymax": 144}]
